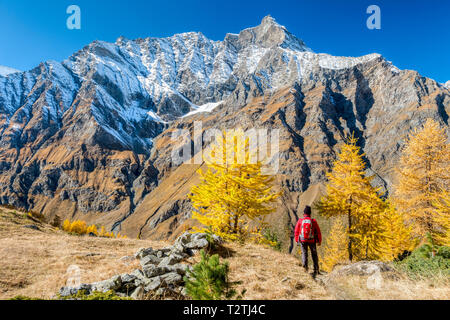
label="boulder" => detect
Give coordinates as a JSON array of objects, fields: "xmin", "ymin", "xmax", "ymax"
[
  {"xmin": 135, "ymin": 247, "xmax": 154, "ymax": 259},
  {"xmin": 140, "ymin": 254, "xmax": 162, "ymax": 267},
  {"xmin": 172, "ymin": 242, "xmax": 185, "ymax": 254},
  {"xmin": 120, "ymin": 273, "xmax": 137, "ymax": 284},
  {"xmin": 91, "ymin": 275, "xmax": 122, "ymax": 292},
  {"xmin": 158, "ymin": 254, "xmax": 183, "ymax": 268},
  {"xmin": 119, "ymin": 273, "xmax": 137, "ymax": 291},
  {"xmin": 161, "ymin": 272, "xmax": 183, "ymax": 286},
  {"xmin": 167, "ymin": 263, "xmax": 191, "ymax": 276},
  {"xmin": 142, "ymin": 265, "xmax": 169, "ymax": 278},
  {"xmin": 175, "ymin": 233, "xmax": 192, "ymax": 246},
  {"xmin": 185, "ymin": 237, "xmax": 209, "ymax": 250},
  {"xmin": 144, "ymin": 276, "xmax": 162, "ymax": 292},
  {"xmin": 59, "ymin": 283, "xmax": 92, "ymax": 297},
  {"xmin": 175, "ymin": 232, "xmax": 223, "ymax": 251},
  {"xmin": 160, "ymin": 246, "xmax": 174, "ymax": 253},
  {"xmin": 332, "ymin": 261, "xmax": 396, "ymax": 277},
  {"xmin": 130, "ymin": 269, "xmax": 146, "ymax": 282},
  {"xmin": 130, "ymin": 286, "xmax": 144, "ymax": 300},
  {"xmin": 171, "ymin": 232, "xmax": 223, "ymax": 255}
]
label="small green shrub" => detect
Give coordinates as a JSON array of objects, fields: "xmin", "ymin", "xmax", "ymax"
[
  {"xmin": 395, "ymin": 236, "xmax": 450, "ymax": 282},
  {"xmin": 263, "ymin": 229, "xmax": 282, "ymax": 251},
  {"xmin": 59, "ymin": 290, "xmax": 132, "ymax": 300},
  {"xmin": 204, "ymin": 232, "xmax": 219, "ymax": 252},
  {"xmin": 437, "ymin": 246, "xmax": 450, "ymax": 259},
  {"xmin": 184, "ymin": 250, "xmax": 244, "ymax": 300}
]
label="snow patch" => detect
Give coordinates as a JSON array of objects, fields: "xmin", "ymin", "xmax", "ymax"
[
  {"xmin": 0, "ymin": 65, "xmax": 20, "ymax": 77},
  {"xmin": 182, "ymin": 101, "xmax": 223, "ymax": 117},
  {"xmin": 444, "ymin": 81, "xmax": 450, "ymax": 89}
]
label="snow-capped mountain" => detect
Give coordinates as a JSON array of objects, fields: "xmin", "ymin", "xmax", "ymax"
[
  {"xmin": 0, "ymin": 16, "xmax": 448, "ymax": 241},
  {"xmin": 0, "ymin": 15, "xmax": 384, "ymax": 152}
]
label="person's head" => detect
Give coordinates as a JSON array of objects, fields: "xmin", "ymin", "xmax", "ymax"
[{"xmin": 304, "ymin": 205, "xmax": 312, "ymax": 216}]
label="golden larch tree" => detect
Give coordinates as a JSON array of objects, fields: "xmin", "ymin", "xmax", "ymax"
[
  {"xmin": 434, "ymin": 192, "xmax": 450, "ymax": 246},
  {"xmin": 320, "ymin": 218, "xmax": 348, "ymax": 272},
  {"xmin": 189, "ymin": 129, "xmax": 280, "ymax": 242},
  {"xmin": 393, "ymin": 119, "xmax": 449, "ymax": 244},
  {"xmin": 385, "ymin": 202, "xmax": 415, "ymax": 258}
]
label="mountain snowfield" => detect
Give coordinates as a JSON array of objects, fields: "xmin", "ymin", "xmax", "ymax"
[
  {"xmin": 0, "ymin": 66, "xmax": 20, "ymax": 77},
  {"xmin": 445, "ymin": 80, "xmax": 450, "ymax": 89},
  {"xmin": 0, "ymin": 15, "xmax": 448, "ymax": 242}
]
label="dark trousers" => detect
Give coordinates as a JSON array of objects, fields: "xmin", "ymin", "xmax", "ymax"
[{"xmin": 300, "ymin": 242, "xmax": 319, "ymax": 273}]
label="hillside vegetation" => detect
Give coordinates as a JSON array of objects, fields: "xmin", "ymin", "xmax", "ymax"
[
  {"xmin": 0, "ymin": 206, "xmax": 162, "ymax": 299},
  {"xmin": 0, "ymin": 206, "xmax": 329, "ymax": 300},
  {"xmin": 1, "ymin": 206, "xmax": 448, "ymax": 300}
]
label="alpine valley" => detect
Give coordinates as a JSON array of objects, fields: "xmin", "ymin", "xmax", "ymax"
[{"xmin": 0, "ymin": 16, "xmax": 449, "ymax": 249}]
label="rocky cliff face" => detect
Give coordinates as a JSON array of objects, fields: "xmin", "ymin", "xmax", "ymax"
[{"xmin": 0, "ymin": 16, "xmax": 448, "ymax": 243}]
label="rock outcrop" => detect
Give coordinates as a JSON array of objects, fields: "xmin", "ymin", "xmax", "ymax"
[
  {"xmin": 58, "ymin": 232, "xmax": 222, "ymax": 299},
  {"xmin": 327, "ymin": 261, "xmax": 398, "ymax": 278},
  {"xmin": 321, "ymin": 261, "xmax": 402, "ymax": 299}
]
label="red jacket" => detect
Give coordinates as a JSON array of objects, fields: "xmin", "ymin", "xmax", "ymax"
[{"xmin": 294, "ymin": 214, "xmax": 322, "ymax": 244}]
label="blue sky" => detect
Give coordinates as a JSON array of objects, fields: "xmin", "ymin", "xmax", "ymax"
[{"xmin": 0, "ymin": 0, "xmax": 448, "ymax": 82}]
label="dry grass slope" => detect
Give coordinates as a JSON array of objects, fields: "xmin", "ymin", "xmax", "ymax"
[
  {"xmin": 324, "ymin": 273, "xmax": 450, "ymax": 300},
  {"xmin": 223, "ymin": 243, "xmax": 331, "ymax": 300},
  {"xmin": 0, "ymin": 206, "xmax": 330, "ymax": 300},
  {"xmin": 1, "ymin": 206, "xmax": 448, "ymax": 300},
  {"xmin": 0, "ymin": 207, "xmax": 167, "ymax": 299}
]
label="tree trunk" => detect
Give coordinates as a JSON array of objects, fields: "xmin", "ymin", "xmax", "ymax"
[
  {"xmin": 425, "ymin": 151, "xmax": 433, "ymax": 237},
  {"xmin": 365, "ymin": 241, "xmax": 369, "ymax": 260},
  {"xmin": 233, "ymin": 213, "xmax": 239, "ymax": 234}
]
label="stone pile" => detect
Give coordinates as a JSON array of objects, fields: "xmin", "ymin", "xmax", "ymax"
[{"xmin": 59, "ymin": 232, "xmax": 222, "ymax": 299}]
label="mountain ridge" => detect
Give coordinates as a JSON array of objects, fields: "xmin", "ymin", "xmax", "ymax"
[{"xmin": 0, "ymin": 16, "xmax": 448, "ymax": 243}]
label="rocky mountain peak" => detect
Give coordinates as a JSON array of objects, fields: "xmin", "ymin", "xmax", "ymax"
[{"xmin": 237, "ymin": 15, "xmax": 311, "ymax": 51}]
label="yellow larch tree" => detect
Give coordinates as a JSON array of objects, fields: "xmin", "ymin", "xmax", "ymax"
[
  {"xmin": 316, "ymin": 135, "xmax": 412, "ymax": 261},
  {"xmin": 384, "ymin": 203, "xmax": 415, "ymax": 258},
  {"xmin": 393, "ymin": 119, "xmax": 449, "ymax": 245},
  {"xmin": 189, "ymin": 129, "xmax": 280, "ymax": 242},
  {"xmin": 434, "ymin": 192, "xmax": 450, "ymax": 246},
  {"xmin": 320, "ymin": 218, "xmax": 348, "ymax": 272}
]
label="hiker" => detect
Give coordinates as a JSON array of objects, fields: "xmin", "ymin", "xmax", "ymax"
[{"xmin": 295, "ymin": 205, "xmax": 322, "ymax": 277}]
